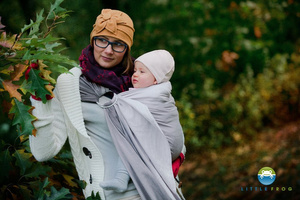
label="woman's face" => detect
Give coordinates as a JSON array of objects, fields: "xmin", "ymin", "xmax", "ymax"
[
  {"xmin": 93, "ymin": 36, "xmax": 127, "ymax": 68},
  {"xmin": 132, "ymin": 61, "xmax": 157, "ymax": 88}
]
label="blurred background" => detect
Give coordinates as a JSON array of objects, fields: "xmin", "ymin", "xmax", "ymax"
[{"xmin": 0, "ymin": 0, "xmax": 300, "ymax": 199}]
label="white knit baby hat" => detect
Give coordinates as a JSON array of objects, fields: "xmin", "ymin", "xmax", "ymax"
[{"xmin": 135, "ymin": 49, "xmax": 175, "ymax": 83}]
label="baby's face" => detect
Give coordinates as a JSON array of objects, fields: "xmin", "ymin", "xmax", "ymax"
[{"xmin": 132, "ymin": 61, "xmax": 157, "ymax": 88}]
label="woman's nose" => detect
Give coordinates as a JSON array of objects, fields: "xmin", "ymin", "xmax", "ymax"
[{"xmin": 103, "ymin": 44, "xmax": 114, "ymax": 54}]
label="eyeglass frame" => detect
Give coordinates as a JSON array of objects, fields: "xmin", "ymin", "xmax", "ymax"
[{"xmin": 93, "ymin": 37, "xmax": 128, "ymax": 53}]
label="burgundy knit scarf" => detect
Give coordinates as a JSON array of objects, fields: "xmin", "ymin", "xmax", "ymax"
[{"xmin": 79, "ymin": 45, "xmax": 132, "ymax": 93}]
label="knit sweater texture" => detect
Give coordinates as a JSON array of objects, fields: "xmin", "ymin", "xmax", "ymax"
[{"xmin": 29, "ymin": 67, "xmax": 138, "ymax": 199}]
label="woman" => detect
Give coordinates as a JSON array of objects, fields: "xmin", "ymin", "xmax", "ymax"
[
  {"xmin": 29, "ymin": 9, "xmax": 140, "ymax": 199},
  {"xmin": 30, "ymin": 8, "xmax": 185, "ymax": 200}
]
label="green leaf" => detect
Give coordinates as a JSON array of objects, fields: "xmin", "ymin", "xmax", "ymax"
[
  {"xmin": 22, "ymin": 50, "xmax": 78, "ymax": 69},
  {"xmin": 45, "ymin": 186, "xmax": 71, "ymax": 200},
  {"xmin": 24, "ymin": 162, "xmax": 51, "ymax": 178},
  {"xmin": 56, "ymin": 65, "xmax": 72, "ymax": 73},
  {"xmin": 21, "ymin": 9, "xmax": 45, "ymax": 36},
  {"xmin": 26, "ymin": 69, "xmax": 51, "ymax": 103},
  {"xmin": 47, "ymin": 0, "xmax": 67, "ymax": 20},
  {"xmin": 73, "ymin": 179, "xmax": 87, "ymax": 190},
  {"xmin": 13, "ymin": 149, "xmax": 32, "ymax": 175},
  {"xmin": 21, "ymin": 19, "xmax": 36, "ymax": 35},
  {"xmin": 9, "ymin": 98, "xmax": 37, "ymax": 136},
  {"xmin": 36, "ymin": 178, "xmax": 50, "ymax": 200},
  {"xmin": 20, "ymin": 79, "xmax": 33, "ymax": 95},
  {"xmin": 57, "ymin": 150, "xmax": 73, "ymax": 159},
  {"xmin": 23, "ymin": 34, "xmax": 63, "ymax": 49},
  {"xmin": 45, "ymin": 42, "xmax": 61, "ymax": 52},
  {"xmin": 86, "ymin": 191, "xmax": 101, "ymax": 200},
  {"xmin": 29, "ymin": 9, "xmax": 45, "ymax": 36}
]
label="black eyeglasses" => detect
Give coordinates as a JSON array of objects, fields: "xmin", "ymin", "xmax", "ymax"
[{"xmin": 94, "ymin": 37, "xmax": 127, "ymax": 53}]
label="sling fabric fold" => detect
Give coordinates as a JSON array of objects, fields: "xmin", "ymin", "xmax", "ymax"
[{"xmin": 80, "ymin": 78, "xmax": 183, "ymax": 199}]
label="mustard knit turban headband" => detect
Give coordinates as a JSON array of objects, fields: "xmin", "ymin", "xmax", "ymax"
[{"xmin": 90, "ymin": 9, "xmax": 135, "ymax": 49}]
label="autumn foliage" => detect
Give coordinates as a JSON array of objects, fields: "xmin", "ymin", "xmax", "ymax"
[
  {"xmin": 1, "ymin": 0, "xmax": 300, "ymax": 199},
  {"xmin": 0, "ymin": 0, "xmax": 87, "ymax": 199}
]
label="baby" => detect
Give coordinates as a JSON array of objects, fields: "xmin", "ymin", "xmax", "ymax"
[
  {"xmin": 99, "ymin": 50, "xmax": 185, "ymax": 193},
  {"xmin": 131, "ymin": 50, "xmax": 173, "ymax": 88}
]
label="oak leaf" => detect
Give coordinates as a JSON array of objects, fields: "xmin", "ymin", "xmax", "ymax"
[
  {"xmin": 9, "ymin": 98, "xmax": 37, "ymax": 136},
  {"xmin": 1, "ymin": 64, "xmax": 28, "ymax": 101},
  {"xmin": 0, "ymin": 32, "xmax": 23, "ymax": 50},
  {"xmin": 10, "ymin": 63, "xmax": 28, "ymax": 81},
  {"xmin": 2, "ymin": 80, "xmax": 22, "ymax": 101},
  {"xmin": 25, "ymin": 68, "xmax": 52, "ymax": 103},
  {"xmin": 38, "ymin": 60, "xmax": 56, "ymax": 84},
  {"xmin": 13, "ymin": 149, "xmax": 32, "ymax": 175}
]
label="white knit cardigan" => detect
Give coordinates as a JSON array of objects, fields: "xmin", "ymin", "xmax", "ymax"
[{"xmin": 29, "ymin": 67, "xmax": 106, "ymax": 199}]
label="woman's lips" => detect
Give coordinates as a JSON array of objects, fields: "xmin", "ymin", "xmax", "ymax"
[{"xmin": 101, "ymin": 56, "xmax": 113, "ymax": 62}]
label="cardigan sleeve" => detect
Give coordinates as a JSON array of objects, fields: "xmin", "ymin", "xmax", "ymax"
[{"xmin": 29, "ymin": 88, "xmax": 68, "ymax": 162}]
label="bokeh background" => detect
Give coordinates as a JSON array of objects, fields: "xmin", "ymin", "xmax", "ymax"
[{"xmin": 1, "ymin": 0, "xmax": 300, "ymax": 199}]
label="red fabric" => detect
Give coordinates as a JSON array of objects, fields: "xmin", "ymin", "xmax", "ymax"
[
  {"xmin": 31, "ymin": 94, "xmax": 53, "ymax": 101},
  {"xmin": 172, "ymin": 153, "xmax": 185, "ymax": 178}
]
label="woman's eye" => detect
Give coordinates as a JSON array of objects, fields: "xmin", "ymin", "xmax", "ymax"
[
  {"xmin": 115, "ymin": 42, "xmax": 124, "ymax": 47},
  {"xmin": 97, "ymin": 38, "xmax": 107, "ymax": 43}
]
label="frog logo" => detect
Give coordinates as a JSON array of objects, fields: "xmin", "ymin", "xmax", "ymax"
[{"xmin": 258, "ymin": 167, "xmax": 276, "ymax": 185}]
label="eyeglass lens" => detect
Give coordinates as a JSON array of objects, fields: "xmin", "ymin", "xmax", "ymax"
[{"xmin": 94, "ymin": 37, "xmax": 127, "ymax": 53}]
